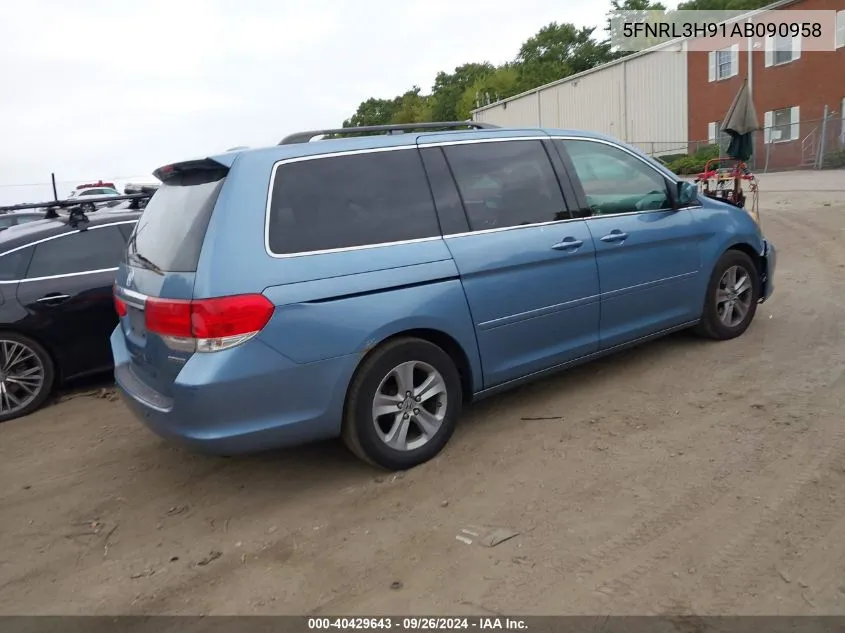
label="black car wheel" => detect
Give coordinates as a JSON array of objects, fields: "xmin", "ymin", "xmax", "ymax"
[
  {"xmin": 0, "ymin": 333, "xmax": 55, "ymax": 422},
  {"xmin": 342, "ymin": 337, "xmax": 463, "ymax": 471},
  {"xmin": 695, "ymin": 250, "xmax": 760, "ymax": 341}
]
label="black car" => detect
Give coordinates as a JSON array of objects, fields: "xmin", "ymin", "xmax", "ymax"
[{"xmin": 0, "ymin": 210, "xmax": 141, "ymax": 421}]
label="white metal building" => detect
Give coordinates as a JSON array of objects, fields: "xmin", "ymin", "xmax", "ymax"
[{"xmin": 471, "ymin": 41, "xmax": 690, "ymax": 157}]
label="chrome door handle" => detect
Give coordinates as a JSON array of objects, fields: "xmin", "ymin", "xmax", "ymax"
[
  {"xmin": 600, "ymin": 231, "xmax": 628, "ymax": 243},
  {"xmin": 552, "ymin": 237, "xmax": 584, "ymax": 251},
  {"xmin": 36, "ymin": 294, "xmax": 70, "ymax": 303}
]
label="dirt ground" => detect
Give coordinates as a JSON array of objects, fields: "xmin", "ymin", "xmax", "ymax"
[{"xmin": 1, "ymin": 170, "xmax": 845, "ymax": 616}]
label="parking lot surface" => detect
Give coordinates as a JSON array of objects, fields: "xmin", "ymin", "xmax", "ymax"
[{"xmin": 2, "ymin": 170, "xmax": 845, "ymax": 615}]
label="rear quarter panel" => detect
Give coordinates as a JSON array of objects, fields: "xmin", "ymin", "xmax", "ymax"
[{"xmin": 195, "ymin": 150, "xmax": 484, "ymax": 393}]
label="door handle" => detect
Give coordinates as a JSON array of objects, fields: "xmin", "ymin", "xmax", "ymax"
[
  {"xmin": 600, "ymin": 231, "xmax": 628, "ymax": 243},
  {"xmin": 36, "ymin": 293, "xmax": 70, "ymax": 304},
  {"xmin": 552, "ymin": 237, "xmax": 584, "ymax": 251}
]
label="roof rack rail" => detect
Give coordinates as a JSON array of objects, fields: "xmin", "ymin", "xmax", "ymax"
[
  {"xmin": 279, "ymin": 121, "xmax": 500, "ymax": 145},
  {"xmin": 0, "ymin": 192, "xmax": 157, "ymax": 229}
]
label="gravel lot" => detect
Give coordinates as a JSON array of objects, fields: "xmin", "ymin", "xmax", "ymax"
[{"xmin": 1, "ymin": 170, "xmax": 844, "ymax": 616}]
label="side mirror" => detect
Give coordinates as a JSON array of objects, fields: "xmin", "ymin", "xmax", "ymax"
[{"xmin": 677, "ymin": 180, "xmax": 699, "ymax": 207}]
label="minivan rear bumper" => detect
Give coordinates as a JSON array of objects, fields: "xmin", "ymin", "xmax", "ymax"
[{"xmin": 111, "ymin": 327, "xmax": 358, "ymax": 455}]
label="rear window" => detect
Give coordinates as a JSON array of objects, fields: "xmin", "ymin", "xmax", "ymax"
[
  {"xmin": 130, "ymin": 170, "xmax": 225, "ymax": 272},
  {"xmin": 267, "ymin": 149, "xmax": 440, "ymax": 255}
]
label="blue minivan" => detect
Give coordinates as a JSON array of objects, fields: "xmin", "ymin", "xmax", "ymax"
[{"xmin": 111, "ymin": 122, "xmax": 776, "ymax": 470}]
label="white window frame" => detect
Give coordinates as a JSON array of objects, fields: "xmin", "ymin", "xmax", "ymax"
[
  {"xmin": 764, "ymin": 33, "xmax": 801, "ymax": 67},
  {"xmin": 837, "ymin": 10, "xmax": 844, "ymax": 49},
  {"xmin": 763, "ymin": 106, "xmax": 800, "ymax": 144},
  {"xmin": 708, "ymin": 122, "xmax": 718, "ymax": 144},
  {"xmin": 708, "ymin": 44, "xmax": 739, "ymax": 82}
]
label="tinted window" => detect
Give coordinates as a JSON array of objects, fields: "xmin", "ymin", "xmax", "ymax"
[
  {"xmin": 443, "ymin": 140, "xmax": 566, "ymax": 231},
  {"xmin": 118, "ymin": 223, "xmax": 136, "ymax": 242},
  {"xmin": 131, "ymin": 170, "xmax": 225, "ymax": 272},
  {"xmin": 26, "ymin": 226, "xmax": 126, "ymax": 278},
  {"xmin": 268, "ymin": 149, "xmax": 440, "ymax": 255},
  {"xmin": 0, "ymin": 247, "xmax": 33, "ymax": 281},
  {"xmin": 560, "ymin": 140, "xmax": 670, "ymax": 215}
]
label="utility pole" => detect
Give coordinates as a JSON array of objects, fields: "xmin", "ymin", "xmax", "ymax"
[{"xmin": 50, "ymin": 173, "xmax": 58, "ymax": 201}]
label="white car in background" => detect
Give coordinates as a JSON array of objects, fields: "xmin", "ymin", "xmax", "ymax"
[{"xmin": 67, "ymin": 182, "xmax": 122, "ymax": 211}]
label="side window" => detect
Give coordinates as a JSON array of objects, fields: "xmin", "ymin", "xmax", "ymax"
[
  {"xmin": 559, "ymin": 140, "xmax": 670, "ymax": 215},
  {"xmin": 0, "ymin": 247, "xmax": 34, "ymax": 281},
  {"xmin": 443, "ymin": 140, "xmax": 567, "ymax": 232},
  {"xmin": 117, "ymin": 223, "xmax": 136, "ymax": 242},
  {"xmin": 26, "ymin": 226, "xmax": 126, "ymax": 279},
  {"xmin": 0, "ymin": 217, "xmax": 16, "ymax": 230},
  {"xmin": 268, "ymin": 149, "xmax": 440, "ymax": 255}
]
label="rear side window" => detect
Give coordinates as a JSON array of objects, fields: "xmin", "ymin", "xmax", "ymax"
[
  {"xmin": 0, "ymin": 247, "xmax": 33, "ymax": 281},
  {"xmin": 443, "ymin": 140, "xmax": 567, "ymax": 231},
  {"xmin": 268, "ymin": 149, "xmax": 440, "ymax": 255},
  {"xmin": 27, "ymin": 226, "xmax": 126, "ymax": 278},
  {"xmin": 131, "ymin": 170, "xmax": 225, "ymax": 272}
]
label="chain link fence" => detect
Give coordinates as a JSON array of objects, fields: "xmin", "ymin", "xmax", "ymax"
[{"xmin": 633, "ymin": 112, "xmax": 845, "ymax": 175}]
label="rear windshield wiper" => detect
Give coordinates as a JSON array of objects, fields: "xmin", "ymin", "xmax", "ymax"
[{"xmin": 128, "ymin": 251, "xmax": 165, "ymax": 276}]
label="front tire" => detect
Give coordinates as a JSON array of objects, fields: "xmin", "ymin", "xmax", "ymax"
[
  {"xmin": 695, "ymin": 250, "xmax": 760, "ymax": 340},
  {"xmin": 342, "ymin": 337, "xmax": 463, "ymax": 470},
  {"xmin": 0, "ymin": 333, "xmax": 55, "ymax": 422}
]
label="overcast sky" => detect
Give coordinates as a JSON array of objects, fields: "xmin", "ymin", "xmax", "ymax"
[{"xmin": 1, "ymin": 0, "xmax": 616, "ymax": 204}]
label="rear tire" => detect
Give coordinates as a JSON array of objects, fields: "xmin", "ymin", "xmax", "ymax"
[
  {"xmin": 342, "ymin": 337, "xmax": 463, "ymax": 471},
  {"xmin": 0, "ymin": 332, "xmax": 55, "ymax": 423},
  {"xmin": 695, "ymin": 250, "xmax": 760, "ymax": 341}
]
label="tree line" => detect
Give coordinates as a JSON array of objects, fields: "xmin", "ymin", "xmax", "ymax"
[{"xmin": 339, "ymin": 0, "xmax": 771, "ymax": 129}]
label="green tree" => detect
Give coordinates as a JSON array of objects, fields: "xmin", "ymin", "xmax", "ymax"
[
  {"xmin": 456, "ymin": 65, "xmax": 520, "ymax": 119},
  {"xmin": 514, "ymin": 23, "xmax": 616, "ymax": 92},
  {"xmin": 391, "ymin": 87, "xmax": 432, "ymax": 124},
  {"xmin": 341, "ymin": 96, "xmax": 402, "ymax": 128},
  {"xmin": 677, "ymin": 0, "xmax": 771, "ymax": 9},
  {"xmin": 606, "ymin": 0, "xmax": 668, "ymax": 53},
  {"xmin": 429, "ymin": 62, "xmax": 496, "ymax": 121}
]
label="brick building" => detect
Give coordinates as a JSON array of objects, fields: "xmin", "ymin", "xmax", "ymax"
[{"xmin": 689, "ymin": 0, "xmax": 845, "ymax": 170}]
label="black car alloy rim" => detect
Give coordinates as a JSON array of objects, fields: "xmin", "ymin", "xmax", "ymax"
[{"xmin": 0, "ymin": 340, "xmax": 45, "ymax": 415}]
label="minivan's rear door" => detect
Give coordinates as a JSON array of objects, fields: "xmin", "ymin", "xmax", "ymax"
[{"xmin": 114, "ymin": 159, "xmax": 228, "ymax": 397}]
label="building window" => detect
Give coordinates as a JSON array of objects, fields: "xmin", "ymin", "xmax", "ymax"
[
  {"xmin": 764, "ymin": 106, "xmax": 800, "ymax": 144},
  {"xmin": 837, "ymin": 10, "xmax": 844, "ymax": 49},
  {"xmin": 765, "ymin": 34, "xmax": 801, "ymax": 67},
  {"xmin": 708, "ymin": 122, "xmax": 730, "ymax": 151},
  {"xmin": 708, "ymin": 44, "xmax": 738, "ymax": 82}
]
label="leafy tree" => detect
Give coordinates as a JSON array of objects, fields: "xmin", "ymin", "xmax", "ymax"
[
  {"xmin": 428, "ymin": 63, "xmax": 496, "ymax": 121},
  {"xmin": 514, "ymin": 23, "xmax": 616, "ymax": 92},
  {"xmin": 341, "ymin": 96, "xmax": 402, "ymax": 128},
  {"xmin": 391, "ymin": 87, "xmax": 432, "ymax": 124},
  {"xmin": 677, "ymin": 0, "xmax": 771, "ymax": 9},
  {"xmin": 606, "ymin": 0, "xmax": 668, "ymax": 53},
  {"xmin": 456, "ymin": 65, "xmax": 520, "ymax": 120}
]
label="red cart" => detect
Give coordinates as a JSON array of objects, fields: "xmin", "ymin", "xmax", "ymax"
[{"xmin": 694, "ymin": 157, "xmax": 760, "ymax": 226}]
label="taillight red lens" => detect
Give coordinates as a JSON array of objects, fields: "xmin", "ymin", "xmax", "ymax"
[
  {"xmin": 144, "ymin": 294, "xmax": 274, "ymax": 340},
  {"xmin": 145, "ymin": 298, "xmax": 193, "ymax": 337},
  {"xmin": 191, "ymin": 294, "xmax": 275, "ymax": 339},
  {"xmin": 113, "ymin": 285, "xmax": 127, "ymax": 317}
]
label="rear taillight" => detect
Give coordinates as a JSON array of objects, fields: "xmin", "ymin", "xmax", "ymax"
[
  {"xmin": 145, "ymin": 294, "xmax": 274, "ymax": 353},
  {"xmin": 113, "ymin": 285, "xmax": 127, "ymax": 317}
]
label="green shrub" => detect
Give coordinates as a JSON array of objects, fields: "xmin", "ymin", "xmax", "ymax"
[
  {"xmin": 822, "ymin": 149, "xmax": 845, "ymax": 170},
  {"xmin": 665, "ymin": 144, "xmax": 721, "ymax": 175}
]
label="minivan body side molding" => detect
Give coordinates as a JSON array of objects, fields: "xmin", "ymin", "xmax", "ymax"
[{"xmin": 472, "ymin": 319, "xmax": 699, "ymax": 401}]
